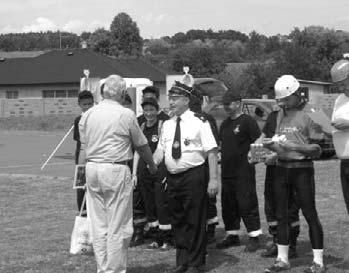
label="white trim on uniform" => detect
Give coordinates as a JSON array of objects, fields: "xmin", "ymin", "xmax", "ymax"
[
  {"xmin": 159, "ymin": 224, "xmax": 172, "ymax": 230},
  {"xmin": 248, "ymin": 229, "xmax": 263, "ymax": 237}
]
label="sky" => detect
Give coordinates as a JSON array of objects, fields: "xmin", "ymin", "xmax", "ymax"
[{"xmin": 1, "ymin": 0, "xmax": 349, "ymax": 38}]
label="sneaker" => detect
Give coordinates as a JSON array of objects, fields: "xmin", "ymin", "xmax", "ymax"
[
  {"xmin": 264, "ymin": 259, "xmax": 290, "ymax": 272},
  {"xmin": 303, "ymin": 262, "xmax": 326, "ymax": 273},
  {"xmin": 147, "ymin": 241, "xmax": 160, "ymax": 249},
  {"xmin": 245, "ymin": 236, "xmax": 260, "ymax": 252},
  {"xmin": 216, "ymin": 235, "xmax": 240, "ymax": 249},
  {"xmin": 261, "ymin": 242, "xmax": 277, "ymax": 258}
]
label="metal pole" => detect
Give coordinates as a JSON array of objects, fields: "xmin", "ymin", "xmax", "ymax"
[{"xmin": 40, "ymin": 125, "xmax": 74, "ymax": 170}]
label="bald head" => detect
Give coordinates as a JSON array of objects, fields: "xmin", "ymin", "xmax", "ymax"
[{"xmin": 103, "ymin": 75, "xmax": 127, "ymax": 101}]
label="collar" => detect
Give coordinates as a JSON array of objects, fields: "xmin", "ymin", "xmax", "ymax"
[
  {"xmin": 176, "ymin": 109, "xmax": 192, "ymax": 122},
  {"xmin": 100, "ymin": 99, "xmax": 122, "ymax": 106}
]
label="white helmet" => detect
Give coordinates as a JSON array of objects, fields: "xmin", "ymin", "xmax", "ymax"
[
  {"xmin": 274, "ymin": 75, "xmax": 300, "ymax": 100},
  {"xmin": 330, "ymin": 59, "xmax": 349, "ymax": 83}
]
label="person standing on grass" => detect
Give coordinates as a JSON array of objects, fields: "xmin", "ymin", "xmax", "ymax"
[
  {"xmin": 263, "ymin": 75, "xmax": 325, "ymax": 273},
  {"xmin": 153, "ymin": 81, "xmax": 219, "ymax": 273},
  {"xmin": 132, "ymin": 97, "xmax": 173, "ymax": 251},
  {"xmin": 254, "ymin": 106, "xmax": 301, "ymax": 259},
  {"xmin": 73, "ymin": 90, "xmax": 94, "ymax": 216},
  {"xmin": 330, "ymin": 58, "xmax": 349, "ymax": 267},
  {"xmin": 188, "ymin": 91, "xmax": 220, "ymax": 245},
  {"xmin": 79, "ymin": 75, "xmax": 157, "ymax": 273},
  {"xmin": 216, "ymin": 91, "xmax": 262, "ymax": 253},
  {"xmin": 130, "ymin": 85, "xmax": 170, "ymax": 247}
]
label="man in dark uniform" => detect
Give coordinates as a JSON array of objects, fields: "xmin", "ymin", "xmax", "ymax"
[
  {"xmin": 154, "ymin": 81, "xmax": 219, "ymax": 273},
  {"xmin": 216, "ymin": 91, "xmax": 262, "ymax": 252},
  {"xmin": 189, "ymin": 92, "xmax": 219, "ymax": 244}
]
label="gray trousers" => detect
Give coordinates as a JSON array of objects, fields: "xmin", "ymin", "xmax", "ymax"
[{"xmin": 86, "ymin": 162, "xmax": 133, "ymax": 273}]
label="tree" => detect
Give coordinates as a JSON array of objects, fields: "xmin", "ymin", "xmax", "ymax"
[
  {"xmin": 88, "ymin": 28, "xmax": 112, "ymax": 55},
  {"xmin": 109, "ymin": 12, "xmax": 143, "ymax": 56},
  {"xmin": 170, "ymin": 43, "xmax": 226, "ymax": 77}
]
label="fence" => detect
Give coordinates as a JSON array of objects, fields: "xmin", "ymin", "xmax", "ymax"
[{"xmin": 0, "ymin": 98, "xmax": 80, "ymax": 117}]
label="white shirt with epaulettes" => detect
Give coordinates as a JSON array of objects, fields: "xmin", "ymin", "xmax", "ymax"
[{"xmin": 155, "ymin": 109, "xmax": 217, "ymax": 174}]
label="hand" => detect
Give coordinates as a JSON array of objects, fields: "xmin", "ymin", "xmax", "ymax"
[
  {"xmin": 131, "ymin": 174, "xmax": 138, "ymax": 188},
  {"xmin": 278, "ymin": 140, "xmax": 299, "ymax": 151},
  {"xmin": 247, "ymin": 150, "xmax": 253, "ymax": 164},
  {"xmin": 207, "ymin": 178, "xmax": 218, "ymax": 197},
  {"xmin": 332, "ymin": 119, "xmax": 349, "ymax": 130},
  {"xmin": 148, "ymin": 164, "xmax": 158, "ymax": 175}
]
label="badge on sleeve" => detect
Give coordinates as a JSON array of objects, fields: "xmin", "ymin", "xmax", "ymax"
[
  {"xmin": 173, "ymin": 141, "xmax": 180, "ymax": 149},
  {"xmin": 184, "ymin": 138, "xmax": 191, "ymax": 146}
]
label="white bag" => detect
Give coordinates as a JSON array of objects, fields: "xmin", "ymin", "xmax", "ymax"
[{"xmin": 69, "ymin": 194, "xmax": 93, "ymax": 255}]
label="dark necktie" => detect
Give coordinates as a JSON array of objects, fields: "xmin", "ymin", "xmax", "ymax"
[{"xmin": 172, "ymin": 116, "xmax": 181, "ymax": 159}]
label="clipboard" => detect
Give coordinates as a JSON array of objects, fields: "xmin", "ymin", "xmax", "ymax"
[{"xmin": 73, "ymin": 165, "xmax": 86, "ymax": 189}]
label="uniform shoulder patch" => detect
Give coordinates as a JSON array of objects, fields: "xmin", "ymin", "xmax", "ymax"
[{"xmin": 194, "ymin": 113, "xmax": 208, "ymax": 122}]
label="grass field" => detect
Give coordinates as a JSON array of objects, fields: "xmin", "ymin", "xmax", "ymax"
[{"xmin": 1, "ymin": 158, "xmax": 349, "ymax": 273}]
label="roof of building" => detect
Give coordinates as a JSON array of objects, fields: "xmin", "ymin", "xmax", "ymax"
[{"xmin": 0, "ymin": 49, "xmax": 167, "ymax": 85}]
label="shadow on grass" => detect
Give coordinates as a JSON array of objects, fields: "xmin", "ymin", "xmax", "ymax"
[
  {"xmin": 289, "ymin": 240, "xmax": 342, "ymax": 269},
  {"xmin": 128, "ymin": 263, "xmax": 171, "ymax": 273},
  {"xmin": 206, "ymin": 249, "xmax": 239, "ymax": 271}
]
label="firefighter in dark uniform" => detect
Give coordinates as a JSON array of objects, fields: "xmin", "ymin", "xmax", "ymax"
[
  {"xmin": 153, "ymin": 81, "xmax": 219, "ymax": 273},
  {"xmin": 263, "ymin": 75, "xmax": 325, "ymax": 273},
  {"xmin": 216, "ymin": 91, "xmax": 262, "ymax": 252},
  {"xmin": 256, "ymin": 106, "xmax": 301, "ymax": 259},
  {"xmin": 188, "ymin": 91, "xmax": 219, "ymax": 244},
  {"xmin": 132, "ymin": 97, "xmax": 173, "ymax": 250},
  {"xmin": 131, "ymin": 86, "xmax": 170, "ymax": 247}
]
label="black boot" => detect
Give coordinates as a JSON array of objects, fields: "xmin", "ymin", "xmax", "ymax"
[
  {"xmin": 245, "ymin": 236, "xmax": 260, "ymax": 252},
  {"xmin": 261, "ymin": 235, "xmax": 278, "ymax": 258},
  {"xmin": 130, "ymin": 226, "xmax": 144, "ymax": 247},
  {"xmin": 207, "ymin": 224, "xmax": 216, "ymax": 244},
  {"xmin": 289, "ymin": 225, "xmax": 299, "ymax": 259}
]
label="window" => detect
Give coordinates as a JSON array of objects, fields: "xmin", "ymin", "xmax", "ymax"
[
  {"xmin": 42, "ymin": 89, "xmax": 79, "ymax": 98},
  {"xmin": 68, "ymin": 90, "xmax": 78, "ymax": 98},
  {"xmin": 6, "ymin": 91, "xmax": 18, "ymax": 99}
]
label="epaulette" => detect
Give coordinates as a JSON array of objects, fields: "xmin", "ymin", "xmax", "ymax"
[{"xmin": 194, "ymin": 112, "xmax": 207, "ymax": 122}]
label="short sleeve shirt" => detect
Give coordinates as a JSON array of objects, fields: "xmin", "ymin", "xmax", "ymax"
[
  {"xmin": 219, "ymin": 114, "xmax": 261, "ymax": 178},
  {"xmin": 79, "ymin": 99, "xmax": 147, "ymax": 163},
  {"xmin": 157, "ymin": 109, "xmax": 217, "ymax": 174}
]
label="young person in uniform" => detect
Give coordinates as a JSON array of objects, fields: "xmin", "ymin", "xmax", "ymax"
[
  {"xmin": 216, "ymin": 91, "xmax": 262, "ymax": 252},
  {"xmin": 131, "ymin": 85, "xmax": 170, "ymax": 247},
  {"xmin": 263, "ymin": 75, "xmax": 325, "ymax": 273},
  {"xmin": 330, "ymin": 59, "xmax": 349, "ymax": 266},
  {"xmin": 189, "ymin": 92, "xmax": 220, "ymax": 244},
  {"xmin": 256, "ymin": 106, "xmax": 301, "ymax": 259},
  {"xmin": 132, "ymin": 97, "xmax": 172, "ymax": 250},
  {"xmin": 153, "ymin": 81, "xmax": 219, "ymax": 273},
  {"xmin": 73, "ymin": 90, "xmax": 94, "ymax": 216}
]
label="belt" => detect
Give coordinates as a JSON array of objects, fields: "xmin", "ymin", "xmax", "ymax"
[
  {"xmin": 87, "ymin": 160, "xmax": 130, "ymax": 166},
  {"xmin": 113, "ymin": 160, "xmax": 130, "ymax": 166}
]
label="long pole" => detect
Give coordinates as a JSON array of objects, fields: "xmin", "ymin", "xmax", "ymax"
[{"xmin": 40, "ymin": 125, "xmax": 74, "ymax": 170}]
